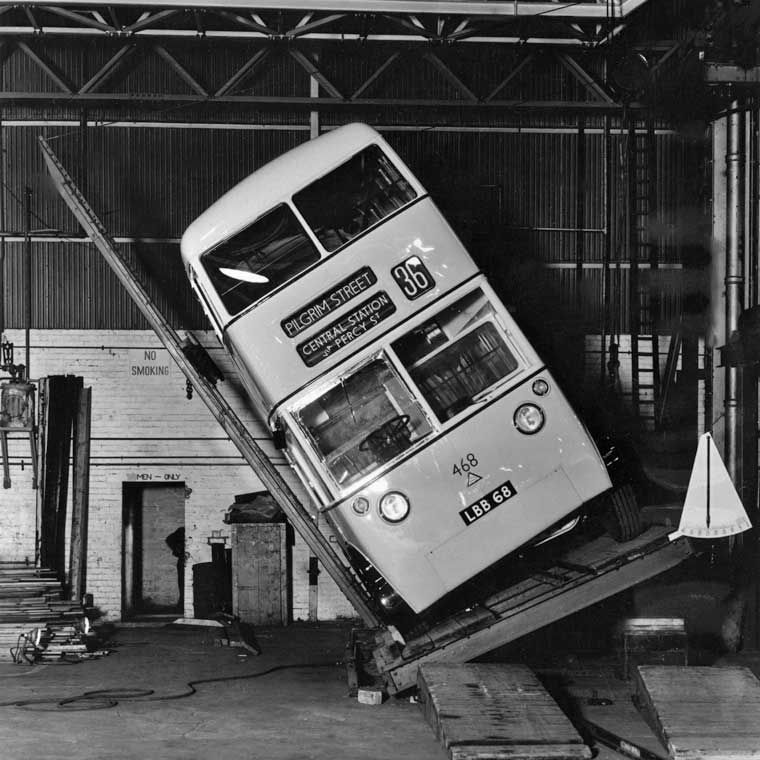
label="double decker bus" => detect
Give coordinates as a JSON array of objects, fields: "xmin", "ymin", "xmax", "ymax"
[{"xmin": 180, "ymin": 124, "xmax": 614, "ymax": 618}]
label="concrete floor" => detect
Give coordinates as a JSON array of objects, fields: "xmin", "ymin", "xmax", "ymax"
[
  {"xmin": 0, "ymin": 566, "xmax": 748, "ymax": 760},
  {"xmin": 0, "ymin": 622, "xmax": 447, "ymax": 760},
  {"xmin": 0, "ymin": 618, "xmax": 671, "ymax": 760}
]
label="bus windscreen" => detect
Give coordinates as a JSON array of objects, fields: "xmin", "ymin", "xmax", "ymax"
[
  {"xmin": 293, "ymin": 355, "xmax": 432, "ymax": 488},
  {"xmin": 202, "ymin": 204, "xmax": 320, "ymax": 315},
  {"xmin": 293, "ymin": 144, "xmax": 417, "ymax": 252}
]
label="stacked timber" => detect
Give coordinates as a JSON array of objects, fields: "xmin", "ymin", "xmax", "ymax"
[
  {"xmin": 36, "ymin": 621, "xmax": 95, "ymax": 662},
  {"xmin": 0, "ymin": 563, "xmax": 85, "ymax": 662}
]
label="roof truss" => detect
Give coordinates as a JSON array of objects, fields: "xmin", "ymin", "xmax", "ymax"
[
  {"xmin": 1, "ymin": 2, "xmax": 650, "ymax": 45},
  {"xmin": 1, "ymin": 37, "xmax": 630, "ymax": 110}
]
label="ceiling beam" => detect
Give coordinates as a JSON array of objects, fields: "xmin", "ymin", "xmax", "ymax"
[
  {"xmin": 0, "ymin": 1, "xmax": 652, "ymax": 45},
  {"xmin": 17, "ymin": 1, "xmax": 652, "ymax": 21},
  {"xmin": 0, "ymin": 91, "xmax": 645, "ymax": 112}
]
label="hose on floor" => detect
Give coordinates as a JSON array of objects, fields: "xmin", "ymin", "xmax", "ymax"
[{"xmin": 0, "ymin": 662, "xmax": 337, "ymax": 711}]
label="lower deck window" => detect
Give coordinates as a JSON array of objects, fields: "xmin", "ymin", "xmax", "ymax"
[
  {"xmin": 293, "ymin": 355, "xmax": 432, "ymax": 488},
  {"xmin": 393, "ymin": 289, "xmax": 519, "ymax": 421}
]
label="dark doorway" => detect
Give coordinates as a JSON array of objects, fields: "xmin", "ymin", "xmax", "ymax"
[{"xmin": 122, "ymin": 482, "xmax": 185, "ymax": 618}]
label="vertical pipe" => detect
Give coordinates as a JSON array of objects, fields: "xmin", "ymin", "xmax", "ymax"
[
  {"xmin": 0, "ymin": 111, "xmax": 5, "ymax": 342},
  {"xmin": 628, "ymin": 117, "xmax": 640, "ymax": 418},
  {"xmin": 726, "ymin": 99, "xmax": 745, "ymax": 487},
  {"xmin": 755, "ymin": 102, "xmax": 760, "ymax": 307},
  {"xmin": 24, "ymin": 187, "xmax": 32, "ymax": 380},
  {"xmin": 79, "ymin": 107, "xmax": 88, "ymax": 201},
  {"xmin": 601, "ymin": 115, "xmax": 612, "ymax": 389},
  {"xmin": 648, "ymin": 117, "xmax": 661, "ymax": 412},
  {"xmin": 745, "ymin": 109, "xmax": 755, "ymax": 308},
  {"xmin": 575, "ymin": 114, "xmax": 585, "ymax": 315}
]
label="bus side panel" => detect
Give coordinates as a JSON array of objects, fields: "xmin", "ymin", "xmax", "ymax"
[
  {"xmin": 224, "ymin": 199, "xmax": 479, "ymax": 414},
  {"xmin": 328, "ymin": 373, "xmax": 612, "ymax": 613}
]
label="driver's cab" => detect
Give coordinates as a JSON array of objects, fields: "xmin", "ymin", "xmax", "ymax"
[
  {"xmin": 289, "ymin": 353, "xmax": 434, "ymax": 495},
  {"xmin": 275, "ymin": 281, "xmax": 530, "ymax": 508}
]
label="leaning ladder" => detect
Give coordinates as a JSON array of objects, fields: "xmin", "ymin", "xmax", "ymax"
[{"xmin": 38, "ymin": 136, "xmax": 381, "ymax": 629}]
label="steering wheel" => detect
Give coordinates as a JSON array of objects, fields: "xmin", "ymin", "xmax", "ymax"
[{"xmin": 358, "ymin": 415, "xmax": 411, "ymax": 452}]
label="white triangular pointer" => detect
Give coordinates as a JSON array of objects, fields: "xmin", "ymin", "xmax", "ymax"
[{"xmin": 669, "ymin": 432, "xmax": 752, "ymax": 541}]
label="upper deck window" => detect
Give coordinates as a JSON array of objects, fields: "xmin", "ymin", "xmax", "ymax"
[
  {"xmin": 392, "ymin": 289, "xmax": 520, "ymax": 421},
  {"xmin": 293, "ymin": 144, "xmax": 417, "ymax": 252},
  {"xmin": 202, "ymin": 204, "xmax": 320, "ymax": 315}
]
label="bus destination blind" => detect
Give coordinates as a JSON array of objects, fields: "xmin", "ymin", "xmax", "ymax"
[
  {"xmin": 296, "ymin": 292, "xmax": 396, "ymax": 367},
  {"xmin": 281, "ymin": 267, "xmax": 377, "ymax": 338}
]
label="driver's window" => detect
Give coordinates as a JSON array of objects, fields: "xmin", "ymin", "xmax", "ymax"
[{"xmin": 293, "ymin": 355, "xmax": 432, "ymax": 489}]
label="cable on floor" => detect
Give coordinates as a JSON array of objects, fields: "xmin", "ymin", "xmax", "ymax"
[{"xmin": 0, "ymin": 661, "xmax": 337, "ymax": 711}]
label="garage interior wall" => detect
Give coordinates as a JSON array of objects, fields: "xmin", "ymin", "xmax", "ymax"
[{"xmin": 0, "ymin": 27, "xmax": 708, "ymax": 622}]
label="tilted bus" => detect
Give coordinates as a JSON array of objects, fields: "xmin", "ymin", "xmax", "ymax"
[{"xmin": 180, "ymin": 124, "xmax": 615, "ymax": 618}]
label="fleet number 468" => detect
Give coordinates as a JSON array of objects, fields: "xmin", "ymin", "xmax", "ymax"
[{"xmin": 452, "ymin": 453, "xmax": 478, "ymax": 477}]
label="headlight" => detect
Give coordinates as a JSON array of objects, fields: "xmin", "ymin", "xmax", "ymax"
[
  {"xmin": 378, "ymin": 491, "xmax": 410, "ymax": 523},
  {"xmin": 532, "ymin": 378, "xmax": 550, "ymax": 396},
  {"xmin": 514, "ymin": 403, "xmax": 545, "ymax": 434}
]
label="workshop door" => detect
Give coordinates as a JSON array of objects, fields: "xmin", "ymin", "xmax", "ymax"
[
  {"xmin": 122, "ymin": 483, "xmax": 185, "ymax": 616},
  {"xmin": 232, "ymin": 524, "xmax": 289, "ymax": 626}
]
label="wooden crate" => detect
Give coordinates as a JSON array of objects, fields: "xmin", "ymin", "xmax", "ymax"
[
  {"xmin": 635, "ymin": 665, "xmax": 760, "ymax": 759},
  {"xmin": 418, "ymin": 663, "xmax": 591, "ymax": 760},
  {"xmin": 620, "ymin": 618, "xmax": 688, "ymax": 679},
  {"xmin": 231, "ymin": 523, "xmax": 289, "ymax": 626}
]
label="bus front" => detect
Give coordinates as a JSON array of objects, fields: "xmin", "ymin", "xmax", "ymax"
[{"xmin": 181, "ymin": 123, "xmax": 612, "ymax": 618}]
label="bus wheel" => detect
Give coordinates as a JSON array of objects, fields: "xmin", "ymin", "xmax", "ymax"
[{"xmin": 603, "ymin": 483, "xmax": 643, "ymax": 542}]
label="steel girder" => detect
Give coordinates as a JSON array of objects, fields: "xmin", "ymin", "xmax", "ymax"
[
  {"xmin": 0, "ymin": 34, "xmax": 681, "ymax": 112},
  {"xmin": 2, "ymin": 2, "xmax": 649, "ymax": 46}
]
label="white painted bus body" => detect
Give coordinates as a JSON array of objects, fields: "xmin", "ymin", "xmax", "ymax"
[{"xmin": 181, "ymin": 124, "xmax": 612, "ymax": 615}]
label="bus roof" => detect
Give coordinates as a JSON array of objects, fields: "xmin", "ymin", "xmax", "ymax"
[{"xmin": 181, "ymin": 123, "xmax": 409, "ymax": 263}]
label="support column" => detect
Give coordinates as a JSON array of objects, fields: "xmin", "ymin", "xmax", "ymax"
[
  {"xmin": 711, "ymin": 116, "xmax": 728, "ymax": 451},
  {"xmin": 726, "ymin": 100, "xmax": 745, "ymax": 488}
]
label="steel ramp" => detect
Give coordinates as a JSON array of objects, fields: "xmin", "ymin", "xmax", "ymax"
[
  {"xmin": 38, "ymin": 135, "xmax": 381, "ymax": 629},
  {"xmin": 374, "ymin": 527, "xmax": 694, "ymax": 693}
]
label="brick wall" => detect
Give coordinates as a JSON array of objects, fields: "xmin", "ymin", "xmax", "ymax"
[
  {"xmin": 5, "ymin": 329, "xmax": 694, "ymax": 623},
  {"xmin": 0, "ymin": 328, "xmax": 356, "ymax": 622}
]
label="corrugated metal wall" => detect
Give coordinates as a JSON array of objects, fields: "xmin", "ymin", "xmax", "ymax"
[{"xmin": 0, "ymin": 40, "xmax": 706, "ymax": 335}]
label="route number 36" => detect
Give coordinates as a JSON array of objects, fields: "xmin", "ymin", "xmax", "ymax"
[{"xmin": 390, "ymin": 256, "xmax": 435, "ymax": 300}]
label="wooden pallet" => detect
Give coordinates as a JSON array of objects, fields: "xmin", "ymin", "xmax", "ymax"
[
  {"xmin": 418, "ymin": 663, "xmax": 591, "ymax": 760},
  {"xmin": 635, "ymin": 665, "xmax": 760, "ymax": 760}
]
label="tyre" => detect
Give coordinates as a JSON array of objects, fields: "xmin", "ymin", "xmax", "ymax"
[{"xmin": 603, "ymin": 483, "xmax": 643, "ymax": 542}]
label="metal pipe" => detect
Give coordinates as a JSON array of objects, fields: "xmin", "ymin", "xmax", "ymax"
[
  {"xmin": 24, "ymin": 187, "xmax": 32, "ymax": 380},
  {"xmin": 746, "ymin": 108, "xmax": 755, "ymax": 307},
  {"xmin": 601, "ymin": 114, "xmax": 612, "ymax": 388},
  {"xmin": 627, "ymin": 116, "xmax": 640, "ymax": 418},
  {"xmin": 754, "ymin": 103, "xmax": 760, "ymax": 307},
  {"xmin": 575, "ymin": 114, "xmax": 586, "ymax": 315},
  {"xmin": 726, "ymin": 99, "xmax": 745, "ymax": 485},
  {"xmin": 0, "ymin": 111, "xmax": 5, "ymax": 342}
]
